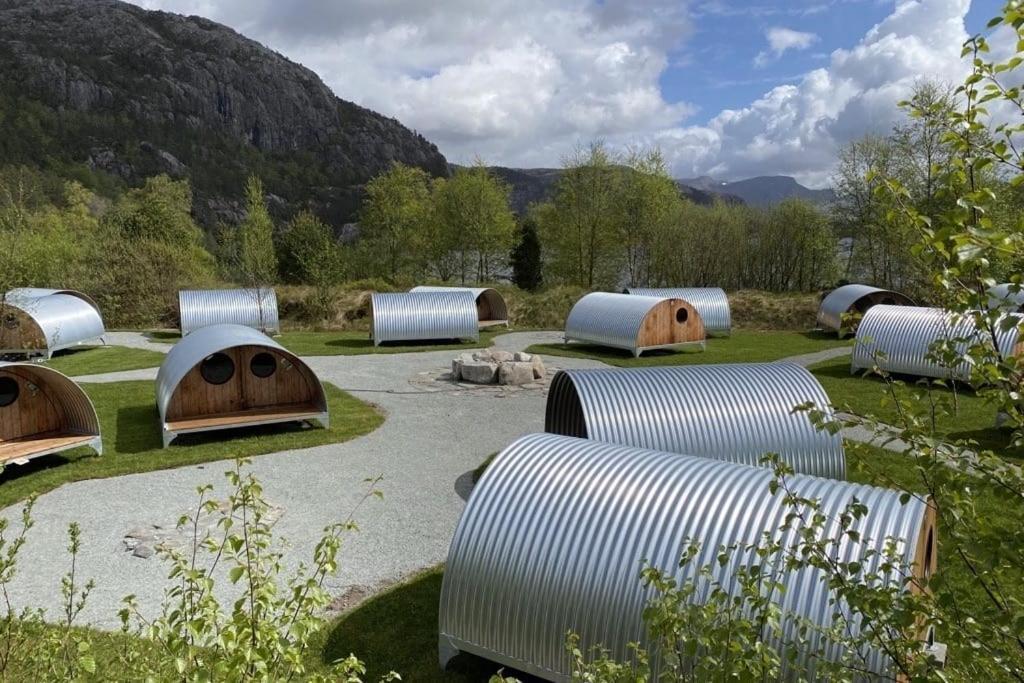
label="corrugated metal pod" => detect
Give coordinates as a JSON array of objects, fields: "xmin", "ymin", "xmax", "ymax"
[
  {"xmin": 0, "ymin": 361, "xmax": 102, "ymax": 465},
  {"xmin": 5, "ymin": 288, "xmax": 103, "ymax": 317},
  {"xmin": 564, "ymin": 292, "xmax": 705, "ymax": 357},
  {"xmin": 817, "ymin": 284, "xmax": 915, "ymax": 337},
  {"xmin": 371, "ymin": 291, "xmax": 479, "ymax": 346},
  {"xmin": 987, "ymin": 283, "xmax": 1024, "ymax": 311},
  {"xmin": 156, "ymin": 324, "xmax": 328, "ymax": 447},
  {"xmin": 545, "ymin": 362, "xmax": 844, "ymax": 478},
  {"xmin": 439, "ymin": 433, "xmax": 936, "ymax": 681},
  {"xmin": 623, "ymin": 287, "xmax": 731, "ymax": 335},
  {"xmin": 1, "ymin": 292, "xmax": 106, "ymax": 359},
  {"xmin": 851, "ymin": 304, "xmax": 1022, "ymax": 382},
  {"xmin": 177, "ymin": 288, "xmax": 280, "ymax": 336},
  {"xmin": 410, "ymin": 286, "xmax": 509, "ymax": 328}
]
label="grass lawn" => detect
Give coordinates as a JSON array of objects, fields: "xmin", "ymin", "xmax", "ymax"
[
  {"xmin": 312, "ymin": 567, "xmax": 526, "ymax": 681},
  {"xmin": 40, "ymin": 346, "xmax": 166, "ymax": 377},
  {"xmin": 525, "ymin": 329, "xmax": 850, "ymax": 367},
  {"xmin": 809, "ymin": 357, "xmax": 1021, "ymax": 459},
  {"xmin": 147, "ymin": 329, "xmax": 504, "ymax": 357},
  {"xmin": 0, "ymin": 380, "xmax": 383, "ymax": 509}
]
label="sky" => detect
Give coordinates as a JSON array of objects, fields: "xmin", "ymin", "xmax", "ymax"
[{"xmin": 130, "ymin": 0, "xmax": 1008, "ymax": 187}]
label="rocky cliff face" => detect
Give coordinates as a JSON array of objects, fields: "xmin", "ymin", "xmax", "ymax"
[{"xmin": 0, "ymin": 0, "xmax": 448, "ymax": 224}]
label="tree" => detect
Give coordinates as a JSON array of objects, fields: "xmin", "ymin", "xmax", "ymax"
[
  {"xmin": 233, "ymin": 175, "xmax": 278, "ymax": 286},
  {"xmin": 510, "ymin": 217, "xmax": 543, "ymax": 291},
  {"xmin": 280, "ymin": 211, "xmax": 346, "ymax": 320},
  {"xmin": 358, "ymin": 162, "xmax": 433, "ymax": 281},
  {"xmin": 536, "ymin": 142, "xmax": 623, "ymax": 289},
  {"xmin": 616, "ymin": 148, "xmax": 683, "ymax": 287},
  {"xmin": 432, "ymin": 162, "xmax": 516, "ymax": 282}
]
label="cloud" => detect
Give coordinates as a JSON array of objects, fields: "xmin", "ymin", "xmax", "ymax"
[
  {"xmin": 128, "ymin": 0, "xmax": 993, "ymax": 187},
  {"xmin": 754, "ymin": 27, "xmax": 819, "ymax": 67},
  {"xmin": 659, "ymin": 0, "xmax": 976, "ymax": 186},
  {"xmin": 131, "ymin": 0, "xmax": 695, "ymax": 168}
]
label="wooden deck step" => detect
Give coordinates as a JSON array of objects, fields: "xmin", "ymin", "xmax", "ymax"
[
  {"xmin": 166, "ymin": 403, "xmax": 323, "ymax": 432},
  {"xmin": 0, "ymin": 431, "xmax": 96, "ymax": 464}
]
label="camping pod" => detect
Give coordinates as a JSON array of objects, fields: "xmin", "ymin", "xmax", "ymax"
[
  {"xmin": 156, "ymin": 324, "xmax": 328, "ymax": 447},
  {"xmin": 0, "ymin": 291, "xmax": 105, "ymax": 358},
  {"xmin": 564, "ymin": 292, "xmax": 705, "ymax": 357},
  {"xmin": 623, "ymin": 287, "xmax": 731, "ymax": 335},
  {"xmin": 0, "ymin": 362, "xmax": 102, "ymax": 466},
  {"xmin": 439, "ymin": 434, "xmax": 936, "ymax": 681},
  {"xmin": 178, "ymin": 288, "xmax": 280, "ymax": 336},
  {"xmin": 371, "ymin": 291, "xmax": 479, "ymax": 345},
  {"xmin": 409, "ymin": 286, "xmax": 509, "ymax": 328},
  {"xmin": 5, "ymin": 288, "xmax": 102, "ymax": 316},
  {"xmin": 546, "ymin": 362, "xmax": 844, "ymax": 478},
  {"xmin": 817, "ymin": 284, "xmax": 915, "ymax": 336},
  {"xmin": 851, "ymin": 304, "xmax": 1022, "ymax": 382}
]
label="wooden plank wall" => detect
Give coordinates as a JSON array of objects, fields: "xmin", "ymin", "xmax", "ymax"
[
  {"xmin": 638, "ymin": 299, "xmax": 706, "ymax": 347},
  {"xmin": 0, "ymin": 307, "xmax": 45, "ymax": 351},
  {"xmin": 166, "ymin": 346, "xmax": 318, "ymax": 420},
  {"xmin": 0, "ymin": 369, "xmax": 63, "ymax": 441}
]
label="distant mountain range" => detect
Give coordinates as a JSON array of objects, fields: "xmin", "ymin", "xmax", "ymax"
[
  {"xmin": 680, "ymin": 175, "xmax": 835, "ymax": 207},
  {"xmin": 483, "ymin": 166, "xmax": 831, "ymax": 214}
]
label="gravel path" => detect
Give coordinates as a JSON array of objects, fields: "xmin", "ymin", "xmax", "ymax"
[
  {"xmin": 103, "ymin": 331, "xmax": 172, "ymax": 354},
  {"xmin": 0, "ymin": 329, "xmax": 887, "ymax": 629},
  {"xmin": 781, "ymin": 345, "xmax": 852, "ymax": 367},
  {"xmin": 1, "ymin": 331, "xmax": 604, "ymax": 628}
]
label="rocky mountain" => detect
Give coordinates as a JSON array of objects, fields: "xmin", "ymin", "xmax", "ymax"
[
  {"xmin": 680, "ymin": 175, "xmax": 834, "ymax": 207},
  {"xmin": 484, "ymin": 166, "xmax": 742, "ymax": 215},
  {"xmin": 0, "ymin": 0, "xmax": 448, "ymax": 226}
]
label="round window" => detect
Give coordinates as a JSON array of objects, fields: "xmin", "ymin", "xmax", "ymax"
[
  {"xmin": 0, "ymin": 377, "xmax": 19, "ymax": 408},
  {"xmin": 250, "ymin": 352, "xmax": 277, "ymax": 379},
  {"xmin": 3, "ymin": 314, "xmax": 19, "ymax": 330},
  {"xmin": 200, "ymin": 353, "xmax": 235, "ymax": 385},
  {"xmin": 675, "ymin": 308, "xmax": 689, "ymax": 323}
]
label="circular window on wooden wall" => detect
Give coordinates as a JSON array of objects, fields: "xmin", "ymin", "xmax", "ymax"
[
  {"xmin": 250, "ymin": 352, "xmax": 277, "ymax": 379},
  {"xmin": 2, "ymin": 313, "xmax": 19, "ymax": 330},
  {"xmin": 200, "ymin": 353, "xmax": 235, "ymax": 385},
  {"xmin": 675, "ymin": 308, "xmax": 689, "ymax": 323},
  {"xmin": 0, "ymin": 377, "xmax": 19, "ymax": 407}
]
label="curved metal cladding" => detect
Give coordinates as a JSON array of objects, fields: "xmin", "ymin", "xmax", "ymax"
[
  {"xmin": 371, "ymin": 291, "xmax": 479, "ymax": 345},
  {"xmin": 987, "ymin": 283, "xmax": 1024, "ymax": 311},
  {"xmin": 817, "ymin": 284, "xmax": 915, "ymax": 335},
  {"xmin": 439, "ymin": 433, "xmax": 933, "ymax": 681},
  {"xmin": 409, "ymin": 286, "xmax": 509, "ymax": 325},
  {"xmin": 624, "ymin": 287, "xmax": 731, "ymax": 335},
  {"xmin": 851, "ymin": 304, "xmax": 1022, "ymax": 382},
  {"xmin": 3, "ymin": 294, "xmax": 106, "ymax": 357},
  {"xmin": 156, "ymin": 324, "xmax": 328, "ymax": 446},
  {"xmin": 178, "ymin": 288, "xmax": 280, "ymax": 336},
  {"xmin": 545, "ymin": 362, "xmax": 844, "ymax": 479},
  {"xmin": 0, "ymin": 362, "xmax": 102, "ymax": 457},
  {"xmin": 5, "ymin": 288, "xmax": 103, "ymax": 317},
  {"xmin": 564, "ymin": 292, "xmax": 703, "ymax": 356}
]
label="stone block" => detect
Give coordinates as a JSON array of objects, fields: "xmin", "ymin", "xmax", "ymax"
[
  {"xmin": 460, "ymin": 361, "xmax": 499, "ymax": 384},
  {"xmin": 499, "ymin": 361, "xmax": 534, "ymax": 385}
]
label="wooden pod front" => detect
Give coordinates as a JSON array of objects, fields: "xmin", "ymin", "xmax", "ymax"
[
  {"xmin": 0, "ymin": 305, "xmax": 47, "ymax": 354},
  {"xmin": 0, "ymin": 363, "xmax": 102, "ymax": 466},
  {"xmin": 565, "ymin": 292, "xmax": 706, "ymax": 357},
  {"xmin": 637, "ymin": 298, "xmax": 705, "ymax": 351},
  {"xmin": 157, "ymin": 324, "xmax": 328, "ymax": 447}
]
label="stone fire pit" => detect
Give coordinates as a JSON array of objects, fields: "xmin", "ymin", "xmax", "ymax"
[{"xmin": 451, "ymin": 349, "xmax": 546, "ymax": 385}]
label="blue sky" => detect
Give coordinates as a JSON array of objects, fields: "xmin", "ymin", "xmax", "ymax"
[
  {"xmin": 667, "ymin": 0, "xmax": 1004, "ymax": 122},
  {"xmin": 134, "ymin": 0, "xmax": 1010, "ymax": 186}
]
